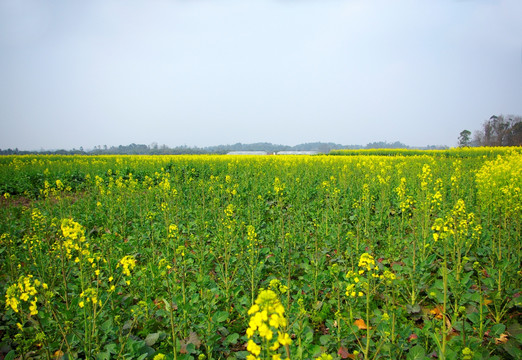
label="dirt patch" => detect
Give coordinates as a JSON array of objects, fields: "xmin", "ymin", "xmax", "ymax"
[
  {"xmin": 0, "ymin": 195, "xmax": 33, "ymax": 208},
  {"xmin": 0, "ymin": 192, "xmax": 88, "ymax": 209}
]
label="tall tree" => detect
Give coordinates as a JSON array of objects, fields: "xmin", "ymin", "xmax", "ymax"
[
  {"xmin": 473, "ymin": 115, "xmax": 522, "ymax": 146},
  {"xmin": 458, "ymin": 130, "xmax": 471, "ymax": 147}
]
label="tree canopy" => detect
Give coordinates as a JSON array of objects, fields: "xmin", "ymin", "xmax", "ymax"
[{"xmin": 471, "ymin": 115, "xmax": 522, "ymax": 147}]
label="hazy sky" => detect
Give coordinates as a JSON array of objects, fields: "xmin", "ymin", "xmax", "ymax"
[{"xmin": 1, "ymin": 0, "xmax": 521, "ymax": 150}]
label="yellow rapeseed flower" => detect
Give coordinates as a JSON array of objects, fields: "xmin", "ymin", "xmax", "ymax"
[
  {"xmin": 277, "ymin": 332, "xmax": 292, "ymax": 346},
  {"xmin": 118, "ymin": 255, "xmax": 136, "ymax": 276},
  {"xmin": 247, "ymin": 339, "xmax": 261, "ymax": 356},
  {"xmin": 5, "ymin": 275, "xmax": 42, "ymax": 316},
  {"xmin": 246, "ymin": 289, "xmax": 291, "ymax": 358}
]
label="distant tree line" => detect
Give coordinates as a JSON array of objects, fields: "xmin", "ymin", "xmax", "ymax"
[
  {"xmin": 1, "ymin": 141, "xmax": 450, "ymax": 156},
  {"xmin": 459, "ymin": 114, "xmax": 522, "ymax": 147},
  {"xmin": 0, "ymin": 142, "xmax": 356, "ymax": 155},
  {"xmin": 83, "ymin": 142, "xmax": 361, "ymax": 155},
  {"xmin": 0, "ymin": 148, "xmax": 87, "ymax": 156},
  {"xmin": 365, "ymin": 141, "xmax": 409, "ymax": 149}
]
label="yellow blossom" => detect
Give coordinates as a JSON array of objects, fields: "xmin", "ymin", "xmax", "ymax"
[
  {"xmin": 277, "ymin": 332, "xmax": 292, "ymax": 346},
  {"xmin": 247, "ymin": 339, "xmax": 261, "ymax": 356}
]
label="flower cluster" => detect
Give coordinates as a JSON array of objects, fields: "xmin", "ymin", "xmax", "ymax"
[
  {"xmin": 345, "ymin": 270, "xmax": 365, "ymax": 298},
  {"xmin": 158, "ymin": 258, "xmax": 172, "ymax": 277},
  {"xmin": 246, "ymin": 289, "xmax": 291, "ymax": 360},
  {"xmin": 168, "ymin": 224, "xmax": 179, "ymax": 242},
  {"xmin": 382, "ymin": 270, "xmax": 397, "ymax": 285},
  {"xmin": 395, "ymin": 177, "xmax": 413, "ymax": 214},
  {"xmin": 225, "ymin": 175, "xmax": 239, "ymax": 196},
  {"xmin": 224, "ymin": 203, "xmax": 235, "ymax": 217},
  {"xmin": 345, "ymin": 253, "xmax": 375, "ymax": 298},
  {"xmin": 247, "ymin": 225, "xmax": 258, "ymax": 247},
  {"xmin": 79, "ymin": 287, "xmax": 100, "ymax": 308},
  {"xmin": 94, "ymin": 175, "xmax": 105, "ymax": 194},
  {"xmin": 430, "ymin": 189, "xmax": 443, "ymax": 212},
  {"xmin": 476, "ymin": 152, "xmax": 522, "ymax": 216},
  {"xmin": 158, "ymin": 175, "xmax": 171, "ymax": 193},
  {"xmin": 40, "ymin": 179, "xmax": 69, "ymax": 199},
  {"xmin": 61, "ymin": 218, "xmax": 86, "ymax": 242},
  {"xmin": 273, "ymin": 177, "xmax": 285, "ymax": 197},
  {"xmin": 118, "ymin": 255, "xmax": 136, "ymax": 284},
  {"xmin": 461, "ymin": 347, "xmax": 473, "ymax": 360},
  {"xmin": 419, "ymin": 164, "xmax": 432, "ymax": 191},
  {"xmin": 431, "ymin": 218, "xmax": 449, "ymax": 242},
  {"xmin": 358, "ymin": 253, "xmax": 376, "ymax": 271},
  {"xmin": 176, "ymin": 245, "xmax": 186, "ymax": 257},
  {"xmin": 321, "ymin": 176, "xmax": 340, "ymax": 197},
  {"xmin": 146, "ymin": 211, "xmax": 157, "ymax": 221},
  {"xmin": 432, "ymin": 199, "xmax": 481, "ymax": 243},
  {"xmin": 269, "ymin": 279, "xmax": 288, "ymax": 295},
  {"xmin": 5, "ymin": 275, "xmax": 47, "ymax": 316},
  {"xmin": 52, "ymin": 219, "xmax": 94, "ymax": 269},
  {"xmin": 160, "ymin": 202, "xmax": 169, "ymax": 212},
  {"xmin": 346, "ymin": 253, "xmax": 396, "ymax": 298},
  {"xmin": 351, "ymin": 182, "xmax": 371, "ymax": 210},
  {"xmin": 246, "ymin": 225, "xmax": 260, "ymax": 268},
  {"xmin": 221, "ymin": 204, "xmax": 236, "ymax": 231},
  {"xmin": 1, "ymin": 233, "xmax": 12, "ymax": 246}
]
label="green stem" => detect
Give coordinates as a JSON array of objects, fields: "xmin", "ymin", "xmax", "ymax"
[{"xmin": 441, "ymin": 242, "xmax": 448, "ymax": 360}]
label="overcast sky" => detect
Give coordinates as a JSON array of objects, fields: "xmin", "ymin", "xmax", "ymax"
[{"xmin": 1, "ymin": 0, "xmax": 521, "ymax": 150}]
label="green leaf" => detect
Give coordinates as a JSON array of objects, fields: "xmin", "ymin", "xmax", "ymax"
[
  {"xmin": 185, "ymin": 343, "xmax": 196, "ymax": 354},
  {"xmin": 460, "ymin": 271, "xmax": 473, "ymax": 286},
  {"xmin": 235, "ymin": 351, "xmax": 249, "ymax": 359},
  {"xmin": 463, "ymin": 291, "xmax": 481, "ymax": 303},
  {"xmin": 507, "ymin": 319, "xmax": 522, "ymax": 339},
  {"xmin": 96, "ymin": 352, "xmax": 111, "ymax": 360},
  {"xmin": 122, "ymin": 319, "xmax": 133, "ymax": 331},
  {"xmin": 467, "ymin": 311, "xmax": 480, "ymax": 324},
  {"xmin": 162, "ymin": 298, "xmax": 171, "ymax": 311},
  {"xmin": 310, "ymin": 344, "xmax": 322, "ymax": 357},
  {"xmin": 391, "ymin": 263, "xmax": 403, "ymax": 271},
  {"xmin": 406, "ymin": 304, "xmax": 421, "ymax": 314},
  {"xmin": 145, "ymin": 332, "xmax": 160, "ymax": 346},
  {"xmin": 305, "ymin": 329, "xmax": 314, "ymax": 343},
  {"xmin": 225, "ymin": 333, "xmax": 240, "ymax": 344},
  {"xmin": 4, "ymin": 351, "xmax": 16, "ymax": 360},
  {"xmin": 101, "ymin": 318, "xmax": 113, "ymax": 333},
  {"xmin": 491, "ymin": 323, "xmax": 506, "ymax": 337},
  {"xmin": 319, "ymin": 334, "xmax": 331, "ymax": 345},
  {"xmin": 406, "ymin": 345, "xmax": 427, "ymax": 360},
  {"xmin": 104, "ymin": 343, "xmax": 118, "ymax": 354},
  {"xmin": 502, "ymin": 340, "xmax": 522, "ymax": 359},
  {"xmin": 433, "ymin": 279, "xmax": 444, "ymax": 290},
  {"xmin": 213, "ymin": 311, "xmax": 229, "ymax": 323}
]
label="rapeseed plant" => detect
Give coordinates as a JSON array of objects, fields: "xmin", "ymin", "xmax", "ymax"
[
  {"xmin": 5, "ymin": 274, "xmax": 46, "ymax": 316},
  {"xmin": 246, "ymin": 289, "xmax": 291, "ymax": 360},
  {"xmin": 247, "ymin": 225, "xmax": 262, "ymax": 305},
  {"xmin": 118, "ymin": 255, "xmax": 136, "ymax": 285},
  {"xmin": 344, "ymin": 252, "xmax": 398, "ymax": 358}
]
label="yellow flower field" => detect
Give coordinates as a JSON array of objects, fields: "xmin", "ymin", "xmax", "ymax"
[{"xmin": 0, "ymin": 149, "xmax": 521, "ymax": 359}]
